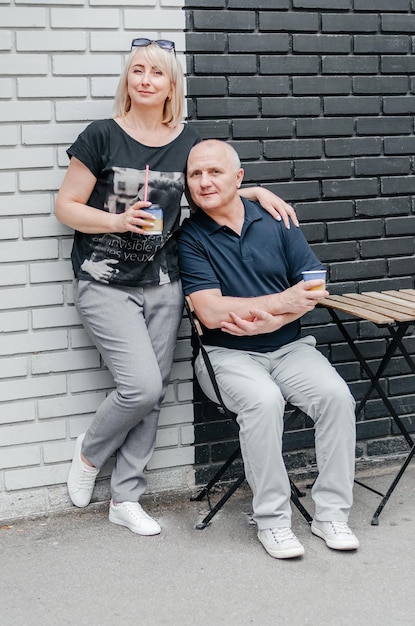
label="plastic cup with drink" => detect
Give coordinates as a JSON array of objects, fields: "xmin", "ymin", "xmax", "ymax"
[
  {"xmin": 302, "ymin": 269, "xmax": 327, "ymax": 291},
  {"xmin": 141, "ymin": 205, "xmax": 163, "ymax": 234}
]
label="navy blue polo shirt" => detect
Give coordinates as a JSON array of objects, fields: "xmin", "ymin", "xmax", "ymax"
[{"xmin": 178, "ymin": 198, "xmax": 323, "ymax": 352}]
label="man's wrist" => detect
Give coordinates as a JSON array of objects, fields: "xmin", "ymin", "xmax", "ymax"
[{"xmin": 265, "ymin": 292, "xmax": 285, "ymax": 315}]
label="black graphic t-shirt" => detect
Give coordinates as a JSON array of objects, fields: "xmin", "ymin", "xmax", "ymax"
[{"xmin": 67, "ymin": 119, "xmax": 200, "ymax": 286}]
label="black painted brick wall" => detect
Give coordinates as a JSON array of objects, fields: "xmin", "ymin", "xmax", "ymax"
[{"xmin": 184, "ymin": 0, "xmax": 415, "ymax": 484}]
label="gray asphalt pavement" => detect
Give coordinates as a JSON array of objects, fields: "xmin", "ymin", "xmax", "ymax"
[{"xmin": 1, "ymin": 465, "xmax": 415, "ymax": 626}]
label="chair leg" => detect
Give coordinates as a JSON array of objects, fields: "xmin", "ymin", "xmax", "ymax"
[
  {"xmin": 191, "ymin": 445, "xmax": 244, "ymax": 529},
  {"xmin": 195, "ymin": 474, "xmax": 246, "ymax": 529},
  {"xmin": 290, "ymin": 479, "xmax": 307, "ymax": 498},
  {"xmin": 190, "ymin": 446, "xmax": 241, "ymax": 503},
  {"xmin": 290, "ymin": 479, "xmax": 313, "ymax": 525}
]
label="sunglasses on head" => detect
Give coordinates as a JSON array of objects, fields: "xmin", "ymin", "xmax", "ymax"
[{"xmin": 131, "ymin": 38, "xmax": 176, "ymax": 53}]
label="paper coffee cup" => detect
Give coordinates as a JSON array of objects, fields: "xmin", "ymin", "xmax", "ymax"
[{"xmin": 302, "ymin": 269, "xmax": 326, "ymax": 291}]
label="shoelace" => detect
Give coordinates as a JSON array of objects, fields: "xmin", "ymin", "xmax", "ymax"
[
  {"xmin": 271, "ymin": 527, "xmax": 297, "ymax": 543},
  {"xmin": 330, "ymin": 521, "xmax": 353, "ymax": 535},
  {"xmin": 76, "ymin": 466, "xmax": 98, "ymax": 488},
  {"xmin": 118, "ymin": 502, "xmax": 153, "ymax": 521}
]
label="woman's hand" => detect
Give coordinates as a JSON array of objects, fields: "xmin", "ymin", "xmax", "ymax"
[
  {"xmin": 239, "ymin": 186, "xmax": 299, "ymax": 229},
  {"xmin": 114, "ymin": 201, "xmax": 154, "ymax": 234},
  {"xmin": 56, "ymin": 158, "xmax": 157, "ymax": 235}
]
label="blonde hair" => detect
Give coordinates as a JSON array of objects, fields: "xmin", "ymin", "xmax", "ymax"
[{"xmin": 112, "ymin": 44, "xmax": 184, "ymax": 127}]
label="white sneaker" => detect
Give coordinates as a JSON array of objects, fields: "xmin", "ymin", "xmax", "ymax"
[
  {"xmin": 109, "ymin": 500, "xmax": 161, "ymax": 536},
  {"xmin": 258, "ymin": 527, "xmax": 305, "ymax": 559},
  {"xmin": 311, "ymin": 520, "xmax": 360, "ymax": 550},
  {"xmin": 67, "ymin": 433, "xmax": 100, "ymax": 508}
]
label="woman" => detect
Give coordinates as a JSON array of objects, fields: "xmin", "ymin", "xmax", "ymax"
[{"xmin": 55, "ymin": 38, "xmax": 296, "ymax": 536}]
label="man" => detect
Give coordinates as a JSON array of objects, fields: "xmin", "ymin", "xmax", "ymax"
[{"xmin": 178, "ymin": 139, "xmax": 359, "ymax": 559}]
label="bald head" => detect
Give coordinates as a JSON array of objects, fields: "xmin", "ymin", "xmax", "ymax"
[{"xmin": 188, "ymin": 140, "xmax": 241, "ymax": 174}]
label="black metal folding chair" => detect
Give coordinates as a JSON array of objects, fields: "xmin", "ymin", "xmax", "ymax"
[{"xmin": 185, "ymin": 296, "xmax": 313, "ymax": 530}]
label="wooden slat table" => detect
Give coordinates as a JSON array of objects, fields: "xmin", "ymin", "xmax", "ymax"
[{"xmin": 320, "ymin": 289, "xmax": 415, "ymax": 525}]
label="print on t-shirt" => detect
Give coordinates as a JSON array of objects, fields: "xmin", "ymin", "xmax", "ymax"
[{"xmin": 80, "ymin": 166, "xmax": 183, "ymax": 283}]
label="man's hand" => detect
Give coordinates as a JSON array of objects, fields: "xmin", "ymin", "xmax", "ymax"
[
  {"xmin": 277, "ymin": 280, "xmax": 328, "ymax": 314},
  {"xmin": 221, "ymin": 309, "xmax": 289, "ymax": 336},
  {"xmin": 220, "ymin": 280, "xmax": 328, "ymax": 336},
  {"xmin": 188, "ymin": 280, "xmax": 328, "ymax": 331}
]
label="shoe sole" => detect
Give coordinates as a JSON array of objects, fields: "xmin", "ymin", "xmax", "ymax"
[
  {"xmin": 311, "ymin": 525, "xmax": 359, "ymax": 550},
  {"xmin": 109, "ymin": 511, "xmax": 161, "ymax": 536},
  {"xmin": 263, "ymin": 546, "xmax": 305, "ymax": 559}
]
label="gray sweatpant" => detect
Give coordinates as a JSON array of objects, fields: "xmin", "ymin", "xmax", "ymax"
[
  {"xmin": 195, "ymin": 335, "xmax": 356, "ymax": 530},
  {"xmin": 73, "ymin": 278, "xmax": 184, "ymax": 503}
]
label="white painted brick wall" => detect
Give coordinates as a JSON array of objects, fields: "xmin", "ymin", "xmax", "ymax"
[{"xmin": 0, "ymin": 1, "xmax": 193, "ymax": 522}]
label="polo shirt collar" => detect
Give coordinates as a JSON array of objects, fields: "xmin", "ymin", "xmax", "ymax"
[{"xmin": 194, "ymin": 198, "xmax": 263, "ymax": 235}]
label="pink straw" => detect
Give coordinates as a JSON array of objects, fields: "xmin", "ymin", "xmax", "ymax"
[{"xmin": 143, "ymin": 164, "xmax": 150, "ymax": 202}]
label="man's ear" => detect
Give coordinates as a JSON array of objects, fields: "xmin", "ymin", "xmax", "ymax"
[{"xmin": 236, "ymin": 168, "xmax": 244, "ymax": 188}]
